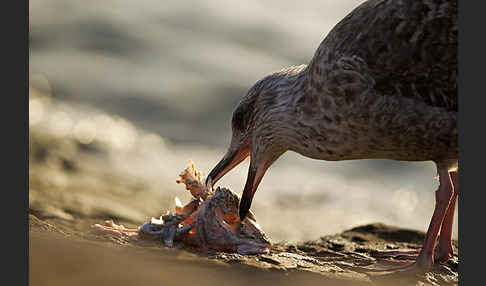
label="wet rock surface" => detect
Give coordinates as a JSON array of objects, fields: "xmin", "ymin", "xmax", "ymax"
[
  {"xmin": 30, "ymin": 213, "xmax": 458, "ymax": 286},
  {"xmin": 214, "ymin": 223, "xmax": 458, "ymax": 286}
]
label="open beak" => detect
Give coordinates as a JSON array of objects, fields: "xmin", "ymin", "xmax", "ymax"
[
  {"xmin": 205, "ymin": 145, "xmax": 249, "ymax": 188},
  {"xmin": 239, "ymin": 166, "xmax": 256, "ymax": 221},
  {"xmin": 239, "ymin": 161, "xmax": 270, "ymax": 221}
]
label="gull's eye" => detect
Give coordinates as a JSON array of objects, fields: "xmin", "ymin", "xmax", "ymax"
[
  {"xmin": 232, "ymin": 97, "xmax": 256, "ymax": 133},
  {"xmin": 232, "ymin": 104, "xmax": 249, "ymax": 132}
]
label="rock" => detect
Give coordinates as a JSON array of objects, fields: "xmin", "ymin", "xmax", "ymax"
[{"xmin": 347, "ymin": 223, "xmax": 426, "ymax": 244}]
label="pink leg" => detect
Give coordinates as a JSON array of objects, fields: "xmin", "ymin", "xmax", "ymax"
[
  {"xmin": 368, "ymin": 171, "xmax": 458, "ymax": 264},
  {"xmin": 435, "ymin": 171, "xmax": 458, "ymax": 262},
  {"xmin": 414, "ymin": 166, "xmax": 454, "ymax": 269},
  {"xmin": 354, "ymin": 164, "xmax": 454, "ymax": 274}
]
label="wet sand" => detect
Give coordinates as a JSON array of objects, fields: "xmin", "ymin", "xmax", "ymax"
[
  {"xmin": 30, "ymin": 231, "xmax": 348, "ymax": 286},
  {"xmin": 30, "ymin": 214, "xmax": 458, "ymax": 286}
]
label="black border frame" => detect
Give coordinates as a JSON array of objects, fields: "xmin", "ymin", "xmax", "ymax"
[
  {"xmin": 4, "ymin": 0, "xmax": 29, "ymax": 285},
  {"xmin": 16, "ymin": 0, "xmax": 481, "ymax": 285}
]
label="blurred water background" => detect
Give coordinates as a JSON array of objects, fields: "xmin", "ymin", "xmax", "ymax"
[{"xmin": 29, "ymin": 0, "xmax": 457, "ymax": 242}]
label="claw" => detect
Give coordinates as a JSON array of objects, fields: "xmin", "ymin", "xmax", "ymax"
[
  {"xmin": 175, "ymin": 199, "xmax": 200, "ymax": 216},
  {"xmin": 176, "ymin": 161, "xmax": 212, "ymax": 200},
  {"xmin": 150, "ymin": 216, "xmax": 164, "ymax": 225},
  {"xmin": 160, "ymin": 214, "xmax": 183, "ymax": 247},
  {"xmin": 176, "ymin": 222, "xmax": 195, "ymax": 237},
  {"xmin": 90, "ymin": 219, "xmax": 139, "ymax": 237},
  {"xmin": 139, "ymin": 222, "xmax": 164, "ymax": 238},
  {"xmin": 174, "ymin": 197, "xmax": 184, "ymax": 213}
]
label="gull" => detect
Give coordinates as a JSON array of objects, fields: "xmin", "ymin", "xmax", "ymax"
[{"xmin": 206, "ymin": 0, "xmax": 457, "ymax": 273}]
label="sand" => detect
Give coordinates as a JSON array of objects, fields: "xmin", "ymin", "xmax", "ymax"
[{"xmin": 30, "ymin": 214, "xmax": 458, "ymax": 286}]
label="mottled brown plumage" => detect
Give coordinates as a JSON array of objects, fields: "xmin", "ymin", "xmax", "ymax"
[{"xmin": 206, "ymin": 0, "xmax": 457, "ymax": 273}]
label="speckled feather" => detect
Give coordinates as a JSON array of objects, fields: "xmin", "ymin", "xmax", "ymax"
[
  {"xmin": 308, "ymin": 0, "xmax": 457, "ymax": 112},
  {"xmin": 231, "ymin": 0, "xmax": 457, "ymax": 167}
]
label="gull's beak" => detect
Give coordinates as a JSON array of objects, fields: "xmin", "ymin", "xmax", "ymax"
[
  {"xmin": 239, "ymin": 166, "xmax": 257, "ymax": 221},
  {"xmin": 239, "ymin": 149, "xmax": 284, "ymax": 221},
  {"xmin": 239, "ymin": 161, "xmax": 269, "ymax": 221},
  {"xmin": 205, "ymin": 145, "xmax": 249, "ymax": 188}
]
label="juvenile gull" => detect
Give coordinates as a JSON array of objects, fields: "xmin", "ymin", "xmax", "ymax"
[{"xmin": 206, "ymin": 0, "xmax": 457, "ymax": 273}]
